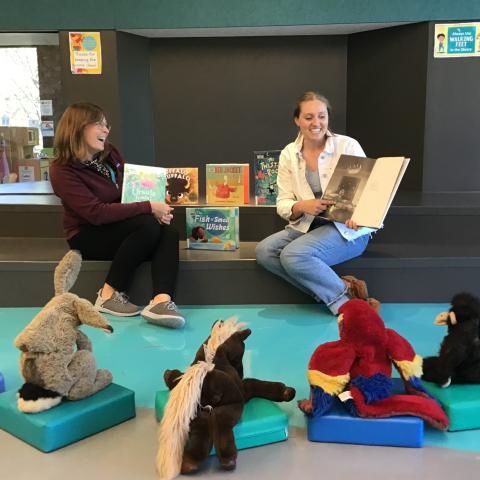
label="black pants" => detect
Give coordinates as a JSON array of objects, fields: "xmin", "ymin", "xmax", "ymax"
[{"xmin": 68, "ymin": 214, "xmax": 179, "ymax": 298}]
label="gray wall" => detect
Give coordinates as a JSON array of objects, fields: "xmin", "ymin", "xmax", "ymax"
[
  {"xmin": 149, "ymin": 35, "xmax": 348, "ymax": 193},
  {"xmin": 347, "ymin": 23, "xmax": 430, "ymax": 191},
  {"xmin": 423, "ymin": 22, "xmax": 480, "ymax": 192},
  {"xmin": 116, "ymin": 32, "xmax": 155, "ymax": 166}
]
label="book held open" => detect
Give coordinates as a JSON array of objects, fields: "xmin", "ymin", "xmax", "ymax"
[{"xmin": 320, "ymin": 154, "xmax": 410, "ymax": 229}]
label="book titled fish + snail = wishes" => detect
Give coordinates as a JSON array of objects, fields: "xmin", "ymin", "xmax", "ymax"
[
  {"xmin": 319, "ymin": 154, "xmax": 410, "ymax": 229},
  {"xmin": 121, "ymin": 163, "xmax": 167, "ymax": 203},
  {"xmin": 186, "ymin": 207, "xmax": 239, "ymax": 251}
]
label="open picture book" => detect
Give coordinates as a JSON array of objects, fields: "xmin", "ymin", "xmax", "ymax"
[{"xmin": 320, "ymin": 154, "xmax": 410, "ymax": 229}]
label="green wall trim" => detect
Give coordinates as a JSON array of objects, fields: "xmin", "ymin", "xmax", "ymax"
[{"xmin": 2, "ymin": 0, "xmax": 480, "ymax": 31}]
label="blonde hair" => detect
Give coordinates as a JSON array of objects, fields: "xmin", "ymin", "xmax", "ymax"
[{"xmin": 53, "ymin": 102, "xmax": 107, "ymax": 165}]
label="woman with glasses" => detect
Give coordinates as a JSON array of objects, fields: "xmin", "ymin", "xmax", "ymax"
[{"xmin": 49, "ymin": 102, "xmax": 184, "ymax": 328}]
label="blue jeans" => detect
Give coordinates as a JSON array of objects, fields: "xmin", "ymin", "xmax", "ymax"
[{"xmin": 255, "ymin": 224, "xmax": 369, "ymax": 314}]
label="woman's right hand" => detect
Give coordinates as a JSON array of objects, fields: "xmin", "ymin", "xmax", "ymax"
[
  {"xmin": 292, "ymin": 199, "xmax": 334, "ymax": 218},
  {"xmin": 150, "ymin": 201, "xmax": 174, "ymax": 224}
]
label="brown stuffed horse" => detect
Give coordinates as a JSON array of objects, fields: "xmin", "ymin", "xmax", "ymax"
[{"xmin": 156, "ymin": 318, "xmax": 295, "ymax": 479}]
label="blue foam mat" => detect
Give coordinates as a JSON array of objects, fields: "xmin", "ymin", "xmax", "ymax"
[
  {"xmin": 0, "ymin": 383, "xmax": 136, "ymax": 452},
  {"xmin": 307, "ymin": 378, "xmax": 424, "ymax": 447},
  {"xmin": 307, "ymin": 402, "xmax": 424, "ymax": 447}
]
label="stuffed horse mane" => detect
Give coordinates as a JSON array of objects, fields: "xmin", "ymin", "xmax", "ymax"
[{"xmin": 156, "ymin": 317, "xmax": 245, "ymax": 480}]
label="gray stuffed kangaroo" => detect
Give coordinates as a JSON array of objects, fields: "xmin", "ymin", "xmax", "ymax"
[{"xmin": 15, "ymin": 250, "xmax": 113, "ymax": 413}]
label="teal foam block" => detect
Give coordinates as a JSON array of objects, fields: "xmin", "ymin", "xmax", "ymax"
[
  {"xmin": 155, "ymin": 390, "xmax": 288, "ymax": 450},
  {"xmin": 423, "ymin": 381, "xmax": 480, "ymax": 432},
  {"xmin": 0, "ymin": 372, "xmax": 4, "ymax": 393},
  {"xmin": 307, "ymin": 378, "xmax": 424, "ymax": 448},
  {"xmin": 0, "ymin": 384, "xmax": 136, "ymax": 452}
]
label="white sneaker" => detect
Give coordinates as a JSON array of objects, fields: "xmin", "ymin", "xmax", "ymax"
[
  {"xmin": 94, "ymin": 290, "xmax": 141, "ymax": 317},
  {"xmin": 141, "ymin": 301, "xmax": 185, "ymax": 328}
]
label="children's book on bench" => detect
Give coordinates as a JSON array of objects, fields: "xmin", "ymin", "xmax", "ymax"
[
  {"xmin": 186, "ymin": 207, "xmax": 239, "ymax": 251},
  {"xmin": 319, "ymin": 154, "xmax": 409, "ymax": 229},
  {"xmin": 254, "ymin": 150, "xmax": 280, "ymax": 205}
]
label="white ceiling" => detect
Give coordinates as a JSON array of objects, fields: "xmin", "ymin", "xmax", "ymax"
[{"xmin": 122, "ymin": 22, "xmax": 413, "ymax": 38}]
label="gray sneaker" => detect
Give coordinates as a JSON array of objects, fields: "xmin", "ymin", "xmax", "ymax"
[
  {"xmin": 94, "ymin": 290, "xmax": 141, "ymax": 317},
  {"xmin": 141, "ymin": 301, "xmax": 185, "ymax": 328}
]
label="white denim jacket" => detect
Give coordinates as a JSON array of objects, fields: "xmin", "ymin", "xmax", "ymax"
[{"xmin": 276, "ymin": 132, "xmax": 375, "ymax": 241}]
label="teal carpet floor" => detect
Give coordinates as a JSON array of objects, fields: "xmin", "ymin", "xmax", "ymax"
[{"xmin": 1, "ymin": 303, "xmax": 479, "ymax": 452}]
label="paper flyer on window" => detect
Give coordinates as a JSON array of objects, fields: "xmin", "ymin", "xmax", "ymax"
[
  {"xmin": 434, "ymin": 23, "xmax": 480, "ymax": 58},
  {"xmin": 69, "ymin": 32, "xmax": 102, "ymax": 74}
]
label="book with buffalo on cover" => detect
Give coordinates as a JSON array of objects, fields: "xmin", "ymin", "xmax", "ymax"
[
  {"xmin": 121, "ymin": 163, "xmax": 166, "ymax": 203},
  {"xmin": 320, "ymin": 154, "xmax": 410, "ymax": 229},
  {"xmin": 186, "ymin": 207, "xmax": 239, "ymax": 251},
  {"xmin": 254, "ymin": 150, "xmax": 280, "ymax": 205},
  {"xmin": 165, "ymin": 167, "xmax": 199, "ymax": 205},
  {"xmin": 206, "ymin": 163, "xmax": 249, "ymax": 205}
]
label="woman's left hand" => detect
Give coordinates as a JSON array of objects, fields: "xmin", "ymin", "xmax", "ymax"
[{"xmin": 345, "ymin": 219, "xmax": 359, "ymax": 230}]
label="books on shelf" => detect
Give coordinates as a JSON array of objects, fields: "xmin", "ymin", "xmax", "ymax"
[
  {"xmin": 206, "ymin": 163, "xmax": 250, "ymax": 205},
  {"xmin": 253, "ymin": 150, "xmax": 280, "ymax": 205},
  {"xmin": 186, "ymin": 207, "xmax": 239, "ymax": 251},
  {"xmin": 121, "ymin": 163, "xmax": 166, "ymax": 203},
  {"xmin": 165, "ymin": 167, "xmax": 199, "ymax": 205},
  {"xmin": 320, "ymin": 154, "xmax": 410, "ymax": 229}
]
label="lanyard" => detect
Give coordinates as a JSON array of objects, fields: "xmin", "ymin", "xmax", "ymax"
[{"xmin": 106, "ymin": 164, "xmax": 117, "ymax": 186}]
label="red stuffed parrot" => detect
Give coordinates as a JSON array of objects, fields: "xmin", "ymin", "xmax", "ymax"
[{"xmin": 299, "ymin": 299, "xmax": 449, "ymax": 430}]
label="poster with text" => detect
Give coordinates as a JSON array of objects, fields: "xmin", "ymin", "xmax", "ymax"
[
  {"xmin": 69, "ymin": 32, "xmax": 102, "ymax": 74},
  {"xmin": 434, "ymin": 23, "xmax": 480, "ymax": 58}
]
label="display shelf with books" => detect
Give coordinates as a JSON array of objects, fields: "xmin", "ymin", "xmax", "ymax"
[
  {"xmin": 121, "ymin": 164, "xmax": 166, "ymax": 203},
  {"xmin": 254, "ymin": 150, "xmax": 280, "ymax": 205},
  {"xmin": 186, "ymin": 207, "xmax": 239, "ymax": 251},
  {"xmin": 165, "ymin": 167, "xmax": 199, "ymax": 205},
  {"xmin": 206, "ymin": 163, "xmax": 249, "ymax": 205},
  {"xmin": 320, "ymin": 154, "xmax": 409, "ymax": 229}
]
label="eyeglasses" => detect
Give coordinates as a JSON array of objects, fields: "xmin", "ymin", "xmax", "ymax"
[{"xmin": 94, "ymin": 121, "xmax": 111, "ymax": 130}]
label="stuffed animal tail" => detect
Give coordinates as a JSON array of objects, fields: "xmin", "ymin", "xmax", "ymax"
[
  {"xmin": 350, "ymin": 386, "xmax": 449, "ymax": 430},
  {"xmin": 156, "ymin": 360, "xmax": 215, "ymax": 480},
  {"xmin": 17, "ymin": 382, "xmax": 63, "ymax": 413}
]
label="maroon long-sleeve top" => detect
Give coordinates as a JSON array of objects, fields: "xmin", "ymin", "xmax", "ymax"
[{"xmin": 49, "ymin": 146, "xmax": 152, "ymax": 240}]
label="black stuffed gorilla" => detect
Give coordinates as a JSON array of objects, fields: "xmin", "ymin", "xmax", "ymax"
[{"xmin": 423, "ymin": 293, "xmax": 480, "ymax": 386}]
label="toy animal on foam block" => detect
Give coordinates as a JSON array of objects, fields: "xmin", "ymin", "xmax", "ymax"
[
  {"xmin": 298, "ymin": 299, "xmax": 449, "ymax": 430},
  {"xmin": 422, "ymin": 293, "xmax": 480, "ymax": 387},
  {"xmin": 14, "ymin": 250, "xmax": 113, "ymax": 413},
  {"xmin": 156, "ymin": 318, "xmax": 295, "ymax": 480}
]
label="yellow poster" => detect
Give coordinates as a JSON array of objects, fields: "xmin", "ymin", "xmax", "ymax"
[
  {"xmin": 69, "ymin": 32, "xmax": 102, "ymax": 74},
  {"xmin": 434, "ymin": 23, "xmax": 480, "ymax": 58}
]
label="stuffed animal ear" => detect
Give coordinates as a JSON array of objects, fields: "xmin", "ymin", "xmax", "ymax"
[
  {"xmin": 236, "ymin": 328, "xmax": 251, "ymax": 341},
  {"xmin": 54, "ymin": 250, "xmax": 82, "ymax": 295},
  {"xmin": 434, "ymin": 312, "xmax": 449, "ymax": 326}
]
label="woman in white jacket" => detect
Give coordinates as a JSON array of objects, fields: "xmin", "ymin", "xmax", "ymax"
[{"xmin": 256, "ymin": 92, "xmax": 378, "ymax": 314}]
